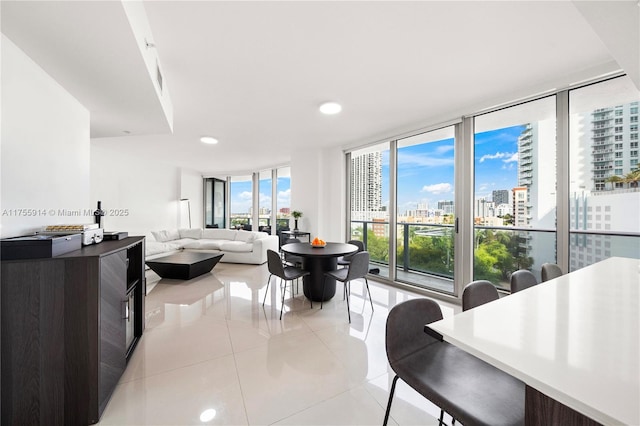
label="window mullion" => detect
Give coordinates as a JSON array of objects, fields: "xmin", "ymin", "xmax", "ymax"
[{"xmin": 556, "ymin": 90, "xmax": 570, "ymax": 272}]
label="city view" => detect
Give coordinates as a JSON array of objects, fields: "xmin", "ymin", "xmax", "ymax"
[
  {"xmin": 229, "ymin": 171, "xmax": 292, "ymax": 232},
  {"xmin": 225, "ymin": 80, "xmax": 639, "ymax": 293},
  {"xmin": 350, "ymin": 94, "xmax": 639, "ymax": 291}
]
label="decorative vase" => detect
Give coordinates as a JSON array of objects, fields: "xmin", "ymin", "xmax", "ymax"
[{"xmin": 294, "ymin": 219, "xmax": 298, "ymax": 231}]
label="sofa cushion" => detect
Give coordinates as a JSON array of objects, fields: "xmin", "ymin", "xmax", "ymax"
[
  {"xmin": 182, "ymin": 239, "xmax": 225, "ymax": 250},
  {"xmin": 171, "ymin": 238, "xmax": 197, "ymax": 249},
  {"xmin": 179, "ymin": 228, "xmax": 202, "ymax": 239},
  {"xmin": 235, "ymin": 230, "xmax": 257, "ymax": 243},
  {"xmin": 146, "ymin": 241, "xmax": 174, "ymax": 256},
  {"xmin": 202, "ymin": 228, "xmax": 238, "ymax": 240},
  {"xmin": 152, "ymin": 229, "xmax": 180, "ymax": 242},
  {"xmin": 219, "ymin": 241, "xmax": 253, "ymax": 253}
]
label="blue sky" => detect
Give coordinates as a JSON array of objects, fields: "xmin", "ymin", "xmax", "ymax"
[
  {"xmin": 386, "ymin": 125, "xmax": 523, "ymax": 214},
  {"xmin": 231, "ymin": 177, "xmax": 290, "ymax": 214},
  {"xmin": 474, "ymin": 125, "xmax": 524, "ymax": 200},
  {"xmin": 230, "ymin": 125, "xmax": 523, "ymax": 215}
]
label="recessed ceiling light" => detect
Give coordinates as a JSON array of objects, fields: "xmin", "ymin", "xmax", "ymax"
[
  {"xmin": 200, "ymin": 136, "xmax": 218, "ymax": 144},
  {"xmin": 319, "ymin": 102, "xmax": 342, "ymax": 115}
]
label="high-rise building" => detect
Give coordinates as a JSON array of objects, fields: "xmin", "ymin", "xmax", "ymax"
[
  {"xmin": 475, "ymin": 198, "xmax": 495, "ymax": 218},
  {"xmin": 495, "ymin": 203, "xmax": 512, "ymax": 217},
  {"xmin": 516, "ymin": 122, "xmax": 556, "ymax": 229},
  {"xmin": 588, "ymin": 102, "xmax": 639, "ymax": 191},
  {"xmin": 569, "ymin": 191, "xmax": 639, "ymax": 270},
  {"xmin": 512, "ymin": 187, "xmax": 528, "ymax": 227},
  {"xmin": 569, "ymin": 100, "xmax": 640, "ymax": 270},
  {"xmin": 438, "ymin": 200, "xmax": 454, "ymax": 215},
  {"xmin": 351, "ymin": 151, "xmax": 382, "ymax": 221},
  {"xmin": 492, "ymin": 190, "xmax": 509, "ymax": 206}
]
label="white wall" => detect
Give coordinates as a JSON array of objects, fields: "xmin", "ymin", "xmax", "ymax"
[
  {"xmin": 90, "ymin": 141, "xmax": 181, "ymax": 236},
  {"xmin": 1, "ymin": 35, "xmax": 91, "ymax": 238},
  {"xmin": 179, "ymin": 168, "xmax": 203, "ymax": 228},
  {"xmin": 291, "ymin": 145, "xmax": 345, "ymax": 242}
]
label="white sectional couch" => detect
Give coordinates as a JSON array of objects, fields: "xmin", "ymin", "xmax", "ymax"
[{"xmin": 145, "ymin": 228, "xmax": 279, "ymax": 265}]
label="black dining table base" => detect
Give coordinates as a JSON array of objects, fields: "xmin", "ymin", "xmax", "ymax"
[{"xmin": 302, "ymin": 256, "xmax": 338, "ymax": 302}]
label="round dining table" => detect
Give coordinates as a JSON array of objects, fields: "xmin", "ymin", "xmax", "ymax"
[{"xmin": 280, "ymin": 242, "xmax": 358, "ymax": 302}]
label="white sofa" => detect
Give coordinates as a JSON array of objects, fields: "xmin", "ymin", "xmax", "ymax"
[{"xmin": 145, "ymin": 228, "xmax": 279, "ymax": 265}]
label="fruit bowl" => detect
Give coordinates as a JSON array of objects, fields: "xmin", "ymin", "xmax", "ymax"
[{"xmin": 311, "ymin": 237, "xmax": 326, "ymax": 248}]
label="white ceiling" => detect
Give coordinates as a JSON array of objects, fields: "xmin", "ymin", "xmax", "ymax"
[{"xmin": 2, "ymin": 1, "xmax": 638, "ymax": 175}]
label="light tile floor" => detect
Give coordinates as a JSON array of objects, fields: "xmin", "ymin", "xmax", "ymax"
[{"xmin": 98, "ymin": 262, "xmax": 461, "ymax": 425}]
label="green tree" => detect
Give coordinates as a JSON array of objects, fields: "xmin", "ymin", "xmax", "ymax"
[
  {"xmin": 366, "ymin": 229, "xmax": 389, "ymax": 264},
  {"xmin": 501, "ymin": 213, "xmax": 514, "ymax": 226}
]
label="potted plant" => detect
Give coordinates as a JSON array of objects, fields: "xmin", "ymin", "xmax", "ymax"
[{"xmin": 291, "ymin": 210, "xmax": 303, "ymax": 231}]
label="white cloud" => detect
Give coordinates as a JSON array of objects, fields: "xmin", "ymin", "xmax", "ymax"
[
  {"xmin": 503, "ymin": 152, "xmax": 519, "ymax": 163},
  {"xmin": 238, "ymin": 191, "xmax": 252, "ymax": 200},
  {"xmin": 277, "ymin": 188, "xmax": 291, "ymax": 204},
  {"xmin": 434, "ymin": 144, "xmax": 455, "ymax": 155},
  {"xmin": 259, "ymin": 193, "xmax": 271, "ymax": 205},
  {"xmin": 421, "ymin": 183, "xmax": 452, "ymax": 194},
  {"xmin": 398, "ymin": 152, "xmax": 454, "ymax": 167},
  {"xmin": 479, "ymin": 151, "xmax": 516, "ymax": 163}
]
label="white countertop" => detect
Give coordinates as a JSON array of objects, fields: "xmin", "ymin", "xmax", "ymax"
[{"xmin": 428, "ymin": 257, "xmax": 640, "ymax": 425}]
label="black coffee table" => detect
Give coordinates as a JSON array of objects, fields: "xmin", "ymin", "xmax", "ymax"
[{"xmin": 146, "ymin": 252, "xmax": 224, "ymax": 280}]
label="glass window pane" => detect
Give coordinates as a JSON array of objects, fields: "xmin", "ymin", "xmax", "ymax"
[
  {"xmin": 350, "ymin": 142, "xmax": 390, "ymax": 279},
  {"xmin": 276, "ymin": 167, "xmax": 291, "ymax": 234},
  {"xmin": 204, "ymin": 178, "xmax": 225, "ymax": 229},
  {"xmin": 396, "ymin": 126, "xmax": 455, "ymax": 293},
  {"xmin": 205, "ymin": 179, "xmax": 213, "ymax": 226},
  {"xmin": 569, "ymin": 76, "xmax": 640, "ymax": 270},
  {"xmin": 474, "ymin": 96, "xmax": 557, "ymax": 287},
  {"xmin": 230, "ymin": 175, "xmax": 252, "ymax": 230},
  {"xmin": 258, "ymin": 170, "xmax": 272, "ymax": 233}
]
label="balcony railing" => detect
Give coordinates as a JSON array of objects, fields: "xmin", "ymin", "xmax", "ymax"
[
  {"xmin": 352, "ymin": 217, "xmax": 639, "ymax": 293},
  {"xmin": 229, "ymin": 215, "xmax": 291, "ymax": 233},
  {"xmin": 351, "ymin": 220, "xmax": 558, "ymax": 293},
  {"xmin": 350, "ymin": 220, "xmax": 455, "ymax": 292}
]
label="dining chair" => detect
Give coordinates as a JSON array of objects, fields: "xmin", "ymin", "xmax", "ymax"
[
  {"xmin": 321, "ymin": 251, "xmax": 373, "ymax": 323},
  {"xmin": 510, "ymin": 269, "xmax": 538, "ymax": 293},
  {"xmin": 337, "ymin": 239, "xmax": 365, "ymax": 268},
  {"xmin": 263, "ymin": 249, "xmax": 311, "ymax": 320},
  {"xmin": 282, "ymin": 238, "xmax": 303, "ymax": 267},
  {"xmin": 383, "ymin": 298, "xmax": 525, "ymax": 426},
  {"xmin": 462, "ymin": 280, "xmax": 499, "ymax": 311},
  {"xmin": 541, "ymin": 263, "xmax": 563, "ymax": 282}
]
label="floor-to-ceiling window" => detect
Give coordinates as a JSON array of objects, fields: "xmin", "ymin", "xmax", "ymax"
[
  {"xmin": 396, "ymin": 126, "xmax": 456, "ymax": 293},
  {"xmin": 229, "ymin": 175, "xmax": 252, "ymax": 229},
  {"xmin": 349, "ymin": 142, "xmax": 390, "ymax": 279},
  {"xmin": 473, "ymin": 97, "xmax": 557, "ymax": 288},
  {"xmin": 258, "ymin": 170, "xmax": 272, "ymax": 233},
  {"xmin": 347, "ymin": 76, "xmax": 638, "ymax": 296},
  {"xmin": 276, "ymin": 166, "xmax": 291, "ymax": 235},
  {"xmin": 204, "ymin": 167, "xmax": 291, "ymax": 232},
  {"xmin": 568, "ymin": 76, "xmax": 640, "ymax": 271},
  {"xmin": 204, "ymin": 177, "xmax": 225, "ymax": 228}
]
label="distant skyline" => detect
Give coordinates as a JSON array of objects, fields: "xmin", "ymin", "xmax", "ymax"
[
  {"xmin": 230, "ymin": 124, "xmax": 524, "ymax": 215},
  {"xmin": 383, "ymin": 125, "xmax": 523, "ymax": 214}
]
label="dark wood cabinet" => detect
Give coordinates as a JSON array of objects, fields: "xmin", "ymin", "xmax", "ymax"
[
  {"xmin": 1, "ymin": 237, "xmax": 145, "ymax": 425},
  {"xmin": 98, "ymin": 250, "xmax": 127, "ymax": 416}
]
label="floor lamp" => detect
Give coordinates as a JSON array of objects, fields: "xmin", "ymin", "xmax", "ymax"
[{"xmin": 180, "ymin": 198, "xmax": 192, "ymax": 228}]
